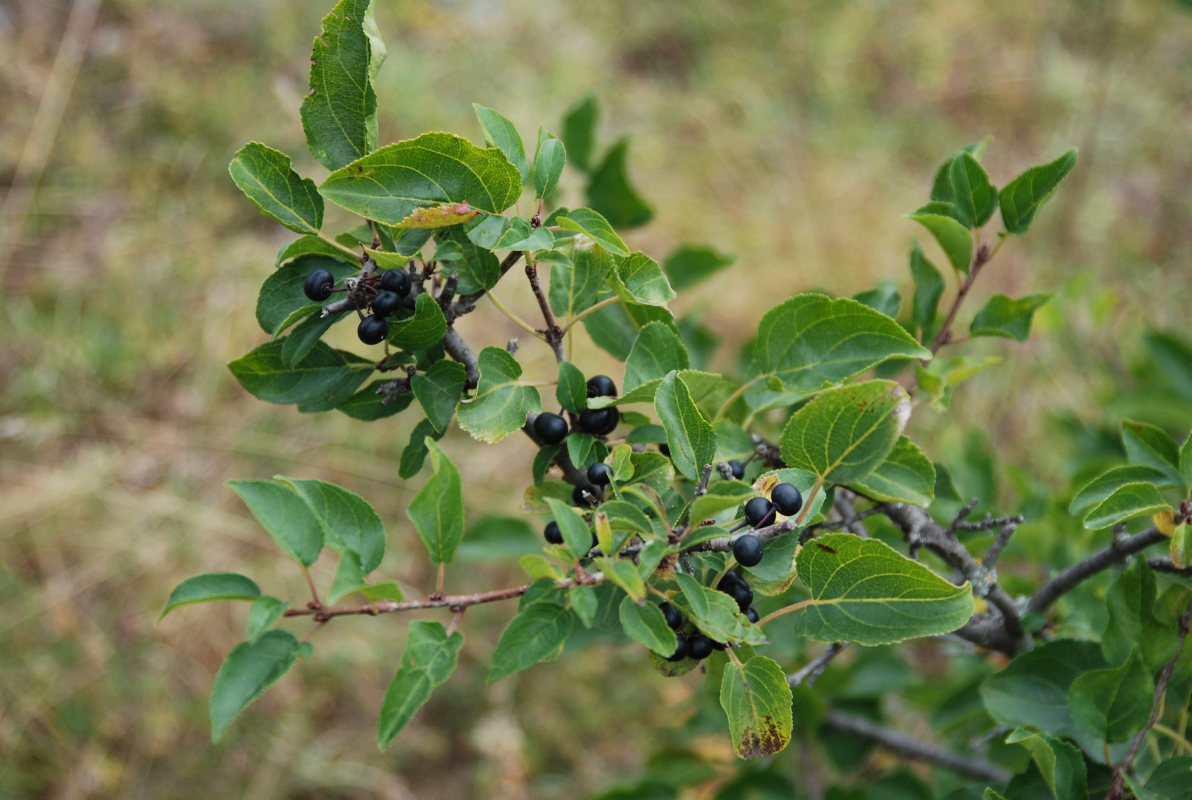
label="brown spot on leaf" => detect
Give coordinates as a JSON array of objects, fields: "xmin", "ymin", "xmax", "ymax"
[{"xmin": 737, "ymin": 715, "xmax": 790, "ymax": 759}]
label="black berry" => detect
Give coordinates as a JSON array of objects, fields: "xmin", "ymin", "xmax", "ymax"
[
  {"xmin": 597, "ymin": 407, "xmax": 620, "ymax": 435},
  {"xmin": 718, "ymin": 570, "xmax": 745, "ymax": 593},
  {"xmin": 659, "ymin": 443, "xmax": 671, "ymax": 457},
  {"xmin": 772, "ymin": 483, "xmax": 804, "ymax": 516},
  {"xmin": 688, "ymin": 634, "xmax": 714, "ymax": 660},
  {"xmin": 659, "ymin": 602, "xmax": 683, "ymax": 630},
  {"xmin": 666, "ymin": 635, "xmax": 689, "ymax": 662},
  {"xmin": 533, "ymin": 412, "xmax": 568, "ymax": 445},
  {"xmin": 587, "ymin": 462, "xmax": 611, "ymax": 486},
  {"xmin": 733, "ymin": 534, "xmax": 765, "ymax": 567},
  {"xmin": 371, "ymin": 289, "xmax": 402, "ymax": 317},
  {"xmin": 744, "ymin": 497, "xmax": 775, "ymax": 528},
  {"xmin": 303, "ymin": 268, "xmax": 335, "ymax": 301},
  {"xmin": 578, "ymin": 407, "xmax": 613, "ymax": 434},
  {"xmin": 357, "ymin": 315, "xmax": 388, "ymax": 344},
  {"xmin": 380, "ymin": 269, "xmax": 410, "ymax": 296},
  {"xmin": 572, "ymin": 483, "xmax": 599, "ymax": 506},
  {"xmin": 717, "ymin": 572, "xmax": 753, "ymax": 612},
  {"xmin": 745, "ymin": 607, "xmax": 760, "ymax": 624},
  {"xmin": 586, "ymin": 375, "xmax": 617, "ymax": 398},
  {"xmin": 544, "ymin": 521, "xmax": 563, "ymax": 544},
  {"xmin": 728, "ymin": 459, "xmax": 745, "ymax": 480}
]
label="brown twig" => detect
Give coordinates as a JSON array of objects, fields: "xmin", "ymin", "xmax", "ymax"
[
  {"xmin": 524, "ymin": 261, "xmax": 566, "ymax": 362},
  {"xmin": 787, "ymin": 642, "xmax": 848, "ymax": 688}
]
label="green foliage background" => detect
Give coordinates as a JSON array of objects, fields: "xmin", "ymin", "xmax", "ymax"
[{"xmin": 2, "ymin": 0, "xmax": 1190, "ymax": 797}]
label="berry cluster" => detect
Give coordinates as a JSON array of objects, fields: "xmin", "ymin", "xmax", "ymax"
[
  {"xmin": 732, "ymin": 481, "xmax": 804, "ymax": 567},
  {"xmin": 533, "ymin": 374, "xmax": 622, "ymax": 510},
  {"xmin": 302, "ymin": 266, "xmax": 413, "ymax": 345},
  {"xmin": 659, "ymin": 570, "xmax": 761, "ymax": 662}
]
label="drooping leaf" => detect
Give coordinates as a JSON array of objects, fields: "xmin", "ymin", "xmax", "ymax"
[
  {"xmin": 473, "ymin": 104, "xmax": 529, "ymax": 182},
  {"xmin": 300, "ymin": 0, "xmax": 379, "ymax": 170},
  {"xmin": 246, "ymin": 596, "xmax": 288, "ymax": 644},
  {"xmin": 663, "ymin": 245, "xmax": 734, "ymax": 291},
  {"xmin": 1082, "ymin": 483, "xmax": 1170, "ymax": 530},
  {"xmin": 488, "ymin": 591, "xmax": 574, "ymax": 683},
  {"xmin": 533, "ymin": 128, "xmax": 566, "ymax": 199},
  {"xmin": 558, "ymin": 208, "xmax": 629, "ymax": 257},
  {"xmin": 399, "ymin": 419, "xmax": 444, "ymax": 479},
  {"xmin": 1000, "ymin": 149, "xmax": 1078, "ymax": 235},
  {"xmin": 779, "ymin": 380, "xmax": 910, "ymax": 484},
  {"xmin": 969, "ymin": 294, "xmax": 1051, "ymax": 342},
  {"xmin": 586, "ymin": 139, "xmax": 653, "ymax": 229},
  {"xmin": 411, "ymin": 359, "xmax": 467, "ymax": 434},
  {"xmin": 614, "ymin": 252, "xmax": 676, "ymax": 307},
  {"xmin": 556, "ymin": 360, "xmax": 588, "ymax": 414},
  {"xmin": 909, "ymin": 241, "xmax": 945, "ymax": 333},
  {"xmin": 1068, "ymin": 650, "xmax": 1153, "ymax": 743},
  {"xmin": 387, "ymin": 292, "xmax": 448, "ymax": 353},
  {"xmin": 210, "ymin": 630, "xmax": 304, "ymax": 742},
  {"xmin": 406, "ymin": 439, "xmax": 465, "ymax": 566},
  {"xmin": 275, "ymin": 477, "xmax": 386, "ymax": 573},
  {"xmin": 227, "ymin": 479, "xmax": 324, "ymax": 567},
  {"xmin": 256, "ymin": 255, "xmax": 357, "ymax": 336},
  {"xmin": 655, "ymin": 371, "xmax": 716, "ymax": 481},
  {"xmin": 719, "ymin": 655, "xmax": 794, "ymax": 759},
  {"xmin": 229, "ymin": 340, "xmax": 354, "ymax": 407},
  {"xmin": 618, "ymin": 597, "xmax": 678, "ymax": 656},
  {"xmin": 787, "ymin": 533, "xmax": 973, "ymax": 644},
  {"xmin": 160, "ymin": 573, "xmax": 260, "ymax": 620},
  {"xmin": 948, "ymin": 151, "xmax": 998, "ymax": 228},
  {"xmin": 625, "ymin": 322, "xmax": 690, "ymax": 392},
  {"xmin": 377, "ymin": 620, "xmax": 464, "ymax": 749},
  {"xmin": 906, "ymin": 212, "xmax": 972, "ymax": 273},
  {"xmin": 319, "ymin": 132, "xmax": 522, "ymax": 223},
  {"xmin": 561, "ymin": 94, "xmax": 598, "ymax": 173},
  {"xmin": 229, "ymin": 143, "xmax": 323, "ymax": 234},
  {"xmin": 457, "ymin": 347, "xmax": 542, "ymax": 443},
  {"xmin": 846, "ymin": 436, "xmax": 936, "ymax": 506}
]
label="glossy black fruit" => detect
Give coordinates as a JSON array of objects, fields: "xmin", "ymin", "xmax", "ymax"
[
  {"xmin": 380, "ymin": 269, "xmax": 410, "ymax": 295},
  {"xmin": 587, "ymin": 462, "xmax": 611, "ymax": 486},
  {"xmin": 371, "ymin": 289, "xmax": 402, "ymax": 317},
  {"xmin": 687, "ymin": 634, "xmax": 714, "ymax": 660},
  {"xmin": 744, "ymin": 496, "xmax": 775, "ymax": 528},
  {"xmin": 533, "ymin": 412, "xmax": 568, "ymax": 445},
  {"xmin": 578, "ymin": 407, "xmax": 613, "ymax": 434},
  {"xmin": 586, "ymin": 375, "xmax": 617, "ymax": 398},
  {"xmin": 659, "ymin": 443, "xmax": 671, "ymax": 457},
  {"xmin": 666, "ymin": 635, "xmax": 689, "ymax": 662},
  {"xmin": 303, "ymin": 268, "xmax": 335, "ymax": 301},
  {"xmin": 357, "ymin": 315, "xmax": 389, "ymax": 344},
  {"xmin": 596, "ymin": 407, "xmax": 620, "ymax": 435},
  {"xmin": 659, "ymin": 602, "xmax": 683, "ymax": 630},
  {"xmin": 544, "ymin": 521, "xmax": 563, "ymax": 544},
  {"xmin": 733, "ymin": 533, "xmax": 765, "ymax": 567},
  {"xmin": 572, "ymin": 483, "xmax": 599, "ymax": 506},
  {"xmin": 745, "ymin": 607, "xmax": 760, "ymax": 624},
  {"xmin": 718, "ymin": 572, "xmax": 754, "ymax": 612},
  {"xmin": 728, "ymin": 459, "xmax": 745, "ymax": 480},
  {"xmin": 771, "ymin": 482, "xmax": 803, "ymax": 516}
]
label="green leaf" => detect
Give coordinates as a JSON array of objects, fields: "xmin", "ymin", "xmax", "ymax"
[
  {"xmin": 614, "ymin": 252, "xmax": 676, "ymax": 307},
  {"xmin": 377, "ymin": 620, "xmax": 464, "ymax": 749},
  {"xmin": 561, "ymin": 94, "xmax": 597, "ymax": 173},
  {"xmin": 493, "ymin": 217, "xmax": 554, "ymax": 251},
  {"xmin": 689, "ymin": 481, "xmax": 756, "ymax": 527},
  {"xmin": 1124, "ymin": 755, "xmax": 1192, "ymax": 800},
  {"xmin": 533, "ymin": 128, "xmax": 566, "ymax": 200},
  {"xmin": 846, "ymin": 436, "xmax": 935, "ymax": 506},
  {"xmin": 336, "ymin": 379, "xmax": 414, "ymax": 420},
  {"xmin": 300, "ymin": 0, "xmax": 378, "ymax": 170},
  {"xmin": 411, "ymin": 359, "xmax": 466, "ymax": 434},
  {"xmin": 569, "ymin": 585, "xmax": 599, "ymax": 628},
  {"xmin": 909, "ymin": 241, "xmax": 945, "ymax": 333},
  {"xmin": 999, "ymin": 148, "xmax": 1078, "ymax": 235},
  {"xmin": 558, "ymin": 208, "xmax": 629, "ymax": 257},
  {"xmin": 246, "ymin": 596, "xmax": 288, "ymax": 644},
  {"xmin": 587, "ymin": 139, "xmax": 653, "ymax": 229},
  {"xmin": 582, "ymin": 297, "xmax": 675, "ymax": 360},
  {"xmin": 779, "ymin": 380, "xmax": 910, "ymax": 484},
  {"xmin": 1005, "ymin": 730, "xmax": 1089, "ymax": 800},
  {"xmin": 597, "ymin": 556, "xmax": 647, "ymax": 601},
  {"xmin": 981, "ymin": 640, "xmax": 1108, "ymax": 740},
  {"xmin": 545, "ymin": 499, "xmax": 595, "ymax": 560},
  {"xmin": 969, "ymin": 293, "xmax": 1051, "ymax": 342},
  {"xmin": 556, "ymin": 361, "xmax": 587, "ymax": 414},
  {"xmin": 210, "ymin": 630, "xmax": 304, "ymax": 742},
  {"xmin": 387, "ymin": 292, "xmax": 447, "ymax": 352},
  {"xmin": 275, "ymin": 477, "xmax": 386, "ymax": 573},
  {"xmin": 787, "ymin": 533, "xmax": 973, "ymax": 644},
  {"xmin": 1082, "ymin": 482, "xmax": 1170, "ymax": 530},
  {"xmin": 625, "ymin": 322, "xmax": 689, "ymax": 392},
  {"xmin": 276, "ymin": 234, "xmax": 348, "ymax": 266},
  {"xmin": 1068, "ymin": 650, "xmax": 1153, "ymax": 743},
  {"xmin": 473, "ymin": 104, "xmax": 528, "ymax": 182},
  {"xmin": 319, "ymin": 132, "xmax": 522, "ymax": 223},
  {"xmin": 436, "ymin": 224, "xmax": 500, "ymax": 295},
  {"xmin": 663, "ymin": 245, "xmax": 734, "ymax": 291},
  {"xmin": 752, "ymin": 294, "xmax": 931, "ymax": 400},
  {"xmin": 457, "ymin": 347, "xmax": 542, "ymax": 444},
  {"xmin": 281, "ymin": 310, "xmax": 344, "ymax": 367},
  {"xmin": 488, "ymin": 593, "xmax": 574, "ymax": 683},
  {"xmin": 549, "ymin": 247, "xmax": 614, "ymax": 317},
  {"xmin": 673, "ymin": 573, "xmax": 766, "ymax": 645},
  {"xmin": 160, "ymin": 573, "xmax": 260, "ymax": 620},
  {"xmin": 719, "ymin": 655, "xmax": 794, "ymax": 759},
  {"xmin": 618, "ymin": 597, "xmax": 678, "ymax": 656},
  {"xmin": 256, "ymin": 255, "xmax": 357, "ymax": 335},
  {"xmin": 227, "ymin": 479, "xmax": 324, "ymax": 567},
  {"xmin": 295, "ymin": 361, "xmax": 373, "ymax": 414},
  {"xmin": 906, "ymin": 212, "xmax": 973, "ymax": 273},
  {"xmin": 1122, "ymin": 419, "xmax": 1184, "ymax": 486},
  {"xmin": 228, "ymin": 340, "xmax": 353, "ymax": 406},
  {"xmin": 406, "ymin": 439, "xmax": 465, "ymax": 566},
  {"xmin": 852, "ymin": 283, "xmax": 901, "ymax": 318},
  {"xmin": 1145, "ymin": 332, "xmax": 1192, "ymax": 404},
  {"xmin": 948, "ymin": 152, "xmax": 998, "ymax": 228},
  {"xmin": 1183, "ymin": 429, "xmax": 1192, "ymax": 489},
  {"xmin": 655, "ymin": 371, "xmax": 716, "ymax": 481},
  {"xmin": 229, "ymin": 143, "xmax": 323, "ymax": 234},
  {"xmin": 1103, "ymin": 559, "xmax": 1180, "ymax": 670},
  {"xmin": 1069, "ymin": 465, "xmax": 1176, "ymax": 517},
  {"xmin": 399, "ymin": 419, "xmax": 444, "ymax": 479}
]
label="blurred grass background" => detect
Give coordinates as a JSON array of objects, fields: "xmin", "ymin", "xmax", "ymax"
[{"xmin": 2, "ymin": 0, "xmax": 1190, "ymax": 797}]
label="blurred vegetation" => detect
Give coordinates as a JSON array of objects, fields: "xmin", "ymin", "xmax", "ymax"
[{"xmin": 1, "ymin": 0, "xmax": 1190, "ymax": 797}]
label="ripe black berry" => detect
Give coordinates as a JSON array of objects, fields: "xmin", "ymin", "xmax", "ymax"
[
  {"xmin": 771, "ymin": 483, "xmax": 803, "ymax": 516},
  {"xmin": 357, "ymin": 315, "xmax": 388, "ymax": 344},
  {"xmin": 587, "ymin": 462, "xmax": 611, "ymax": 486},
  {"xmin": 572, "ymin": 483, "xmax": 599, "ymax": 506},
  {"xmin": 578, "ymin": 407, "xmax": 613, "ymax": 435},
  {"xmin": 718, "ymin": 572, "xmax": 754, "ymax": 612},
  {"xmin": 586, "ymin": 375, "xmax": 617, "ymax": 398},
  {"xmin": 371, "ymin": 289, "xmax": 402, "ymax": 317},
  {"xmin": 533, "ymin": 412, "xmax": 568, "ymax": 445},
  {"xmin": 733, "ymin": 534, "xmax": 765, "ymax": 567},
  {"xmin": 688, "ymin": 634, "xmax": 714, "ymax": 660},
  {"xmin": 744, "ymin": 497, "xmax": 775, "ymax": 528},
  {"xmin": 659, "ymin": 443, "xmax": 671, "ymax": 457},
  {"xmin": 303, "ymin": 268, "xmax": 335, "ymax": 301},
  {"xmin": 745, "ymin": 607, "xmax": 760, "ymax": 624},
  {"xmin": 659, "ymin": 602, "xmax": 683, "ymax": 630},
  {"xmin": 544, "ymin": 521, "xmax": 563, "ymax": 544},
  {"xmin": 666, "ymin": 635, "xmax": 689, "ymax": 662},
  {"xmin": 728, "ymin": 459, "xmax": 745, "ymax": 480},
  {"xmin": 379, "ymin": 269, "xmax": 410, "ymax": 296}
]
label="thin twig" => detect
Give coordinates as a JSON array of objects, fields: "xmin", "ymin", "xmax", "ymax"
[
  {"xmin": 1027, "ymin": 527, "xmax": 1167, "ymax": 615},
  {"xmin": 441, "ymin": 328, "xmax": 480, "ymax": 389},
  {"xmin": 787, "ymin": 642, "xmax": 848, "ymax": 688},
  {"xmin": 525, "ymin": 261, "xmax": 565, "ymax": 362}
]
